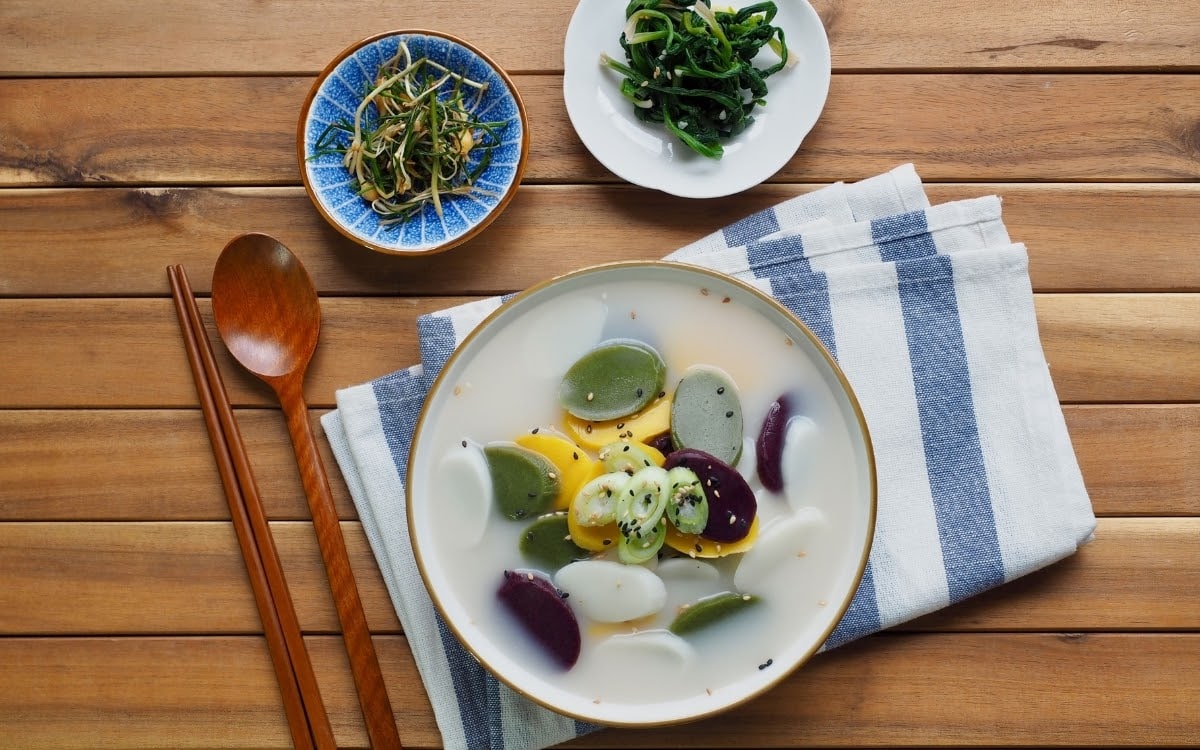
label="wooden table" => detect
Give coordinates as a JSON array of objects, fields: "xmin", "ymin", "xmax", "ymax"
[{"xmin": 2, "ymin": 1, "xmax": 1198, "ymax": 748}]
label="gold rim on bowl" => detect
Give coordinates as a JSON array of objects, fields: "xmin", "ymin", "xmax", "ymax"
[{"xmin": 406, "ymin": 260, "xmax": 877, "ymax": 726}]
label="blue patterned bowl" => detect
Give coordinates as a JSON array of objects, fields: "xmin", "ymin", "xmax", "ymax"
[{"xmin": 299, "ymin": 31, "xmax": 528, "ymax": 255}]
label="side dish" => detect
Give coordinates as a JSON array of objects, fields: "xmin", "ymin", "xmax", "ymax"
[
  {"xmin": 310, "ymin": 40, "xmax": 509, "ymax": 223},
  {"xmin": 601, "ymin": 0, "xmax": 794, "ymax": 159},
  {"xmin": 410, "ymin": 265, "xmax": 873, "ymax": 720}
]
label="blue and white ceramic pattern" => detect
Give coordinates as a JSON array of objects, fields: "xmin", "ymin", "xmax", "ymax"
[{"xmin": 300, "ymin": 31, "xmax": 527, "ymax": 255}]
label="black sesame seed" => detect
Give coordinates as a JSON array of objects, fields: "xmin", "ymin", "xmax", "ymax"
[
  {"xmin": 603, "ymin": 539, "xmax": 612, "ymax": 546},
  {"xmin": 461, "ymin": 439, "xmax": 468, "ymax": 448},
  {"xmin": 636, "ymin": 387, "xmax": 644, "ymax": 398},
  {"xmin": 623, "ymin": 444, "xmax": 631, "ymax": 452},
  {"xmin": 560, "ymin": 591, "xmax": 570, "ymax": 599},
  {"xmin": 528, "ymin": 491, "xmax": 537, "ymax": 498},
  {"xmin": 758, "ymin": 659, "xmax": 773, "ymax": 670},
  {"xmin": 717, "ymin": 386, "xmax": 725, "ymax": 394},
  {"xmin": 585, "ymin": 425, "xmax": 593, "ymax": 434},
  {"xmin": 725, "ymin": 410, "xmax": 734, "ymax": 418},
  {"xmin": 572, "ymin": 451, "xmax": 579, "ymax": 460},
  {"xmin": 695, "ymin": 543, "xmax": 703, "ymax": 553},
  {"xmin": 617, "ymin": 422, "xmax": 625, "ymax": 429},
  {"xmin": 658, "ymin": 391, "xmax": 666, "ymax": 398}
]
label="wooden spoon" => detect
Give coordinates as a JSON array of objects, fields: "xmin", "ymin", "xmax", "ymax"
[{"xmin": 211, "ymin": 233, "xmax": 402, "ymax": 749}]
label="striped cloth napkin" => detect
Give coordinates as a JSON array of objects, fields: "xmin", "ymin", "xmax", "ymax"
[{"xmin": 321, "ymin": 164, "xmax": 1096, "ymax": 750}]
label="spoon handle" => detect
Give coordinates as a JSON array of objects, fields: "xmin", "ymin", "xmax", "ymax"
[{"xmin": 275, "ymin": 375, "xmax": 403, "ymax": 750}]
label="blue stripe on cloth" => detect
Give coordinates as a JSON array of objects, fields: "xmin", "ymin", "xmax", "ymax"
[
  {"xmin": 871, "ymin": 210, "xmax": 938, "ymax": 263},
  {"xmin": 420, "ymin": 293, "xmax": 518, "ymax": 383},
  {"xmin": 889, "ymin": 254, "xmax": 1006, "ymax": 602},
  {"xmin": 575, "ymin": 719, "xmax": 605, "ymax": 738},
  {"xmin": 418, "ymin": 314, "xmax": 458, "ymax": 387},
  {"xmin": 370, "ymin": 368, "xmax": 428, "ymax": 475},
  {"xmin": 722, "ymin": 207, "xmax": 781, "ymax": 248},
  {"xmin": 370, "ymin": 369, "xmax": 493, "ymax": 748},
  {"xmin": 486, "ymin": 671, "xmax": 504, "ymax": 750},
  {"xmin": 435, "ymin": 614, "xmax": 493, "ymax": 750},
  {"xmin": 823, "ymin": 561, "xmax": 881, "ymax": 649},
  {"xmin": 746, "ymin": 235, "xmax": 811, "ymax": 279},
  {"xmin": 765, "ymin": 270, "xmax": 884, "ymax": 643},
  {"xmin": 766, "ymin": 271, "xmax": 838, "ymax": 356}
]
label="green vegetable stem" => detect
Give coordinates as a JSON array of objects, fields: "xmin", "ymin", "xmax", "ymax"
[
  {"xmin": 601, "ymin": 0, "xmax": 793, "ymax": 159},
  {"xmin": 311, "ymin": 40, "xmax": 509, "ymax": 223}
]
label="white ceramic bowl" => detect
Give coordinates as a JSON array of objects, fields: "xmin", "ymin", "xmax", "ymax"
[
  {"xmin": 299, "ymin": 30, "xmax": 528, "ymax": 255},
  {"xmin": 407, "ymin": 262, "xmax": 875, "ymax": 726},
  {"xmin": 563, "ymin": 0, "xmax": 831, "ymax": 198}
]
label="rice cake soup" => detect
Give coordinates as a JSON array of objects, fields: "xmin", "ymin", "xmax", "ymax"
[{"xmin": 407, "ymin": 262, "xmax": 874, "ymax": 725}]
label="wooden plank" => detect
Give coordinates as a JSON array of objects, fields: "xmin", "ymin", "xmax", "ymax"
[
  {"xmin": 0, "ymin": 521, "xmax": 399, "ymax": 635},
  {"xmin": 0, "ymin": 637, "xmax": 299, "ymax": 749},
  {"xmin": 582, "ymin": 633, "xmax": 1200, "ymax": 748},
  {"xmin": 1, "ymin": 295, "xmax": 1196, "ymax": 408},
  {"xmin": 0, "ymin": 409, "xmax": 354, "ymax": 521},
  {"xmin": 0, "ymin": 518, "xmax": 1193, "ymax": 637},
  {"xmin": 2, "ymin": 406, "xmax": 1195, "ymax": 521},
  {"xmin": 1035, "ymin": 294, "xmax": 1200, "ymax": 403},
  {"xmin": 0, "ymin": 296, "xmax": 458, "ymax": 409},
  {"xmin": 897, "ymin": 518, "xmax": 1200, "ymax": 632},
  {"xmin": 926, "ymin": 183, "xmax": 1200, "ymax": 293},
  {"xmin": 0, "ymin": 1, "xmax": 576, "ymax": 76},
  {"xmin": 0, "ymin": 633, "xmax": 1195, "ymax": 748},
  {"xmin": 1066, "ymin": 404, "xmax": 1200, "ymax": 516},
  {"xmin": 812, "ymin": 0, "xmax": 1200, "ymax": 71},
  {"xmin": 2, "ymin": 0, "xmax": 1196, "ymax": 75},
  {"xmin": 3, "ymin": 75, "xmax": 1200, "ymax": 187},
  {"xmin": 3, "ymin": 184, "xmax": 1199, "ymax": 297}
]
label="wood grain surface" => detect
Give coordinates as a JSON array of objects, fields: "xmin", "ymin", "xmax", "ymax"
[
  {"xmin": 3, "ymin": 75, "xmax": 1200, "ymax": 186},
  {"xmin": 1, "ymin": 0, "xmax": 1197, "ymax": 748}
]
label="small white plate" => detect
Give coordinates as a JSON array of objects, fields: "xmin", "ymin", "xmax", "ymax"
[{"xmin": 563, "ymin": 0, "xmax": 831, "ymax": 198}]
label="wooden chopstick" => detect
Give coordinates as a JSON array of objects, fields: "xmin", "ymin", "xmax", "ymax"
[{"xmin": 169, "ymin": 265, "xmax": 336, "ymax": 750}]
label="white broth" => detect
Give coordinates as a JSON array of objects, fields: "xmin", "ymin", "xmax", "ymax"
[{"xmin": 408, "ymin": 263, "xmax": 874, "ymax": 725}]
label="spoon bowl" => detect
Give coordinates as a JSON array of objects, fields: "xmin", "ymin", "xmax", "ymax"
[{"xmin": 211, "ymin": 233, "xmax": 320, "ymax": 380}]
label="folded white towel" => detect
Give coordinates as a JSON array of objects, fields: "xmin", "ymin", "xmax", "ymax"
[{"xmin": 321, "ymin": 164, "xmax": 1094, "ymax": 750}]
